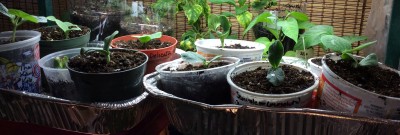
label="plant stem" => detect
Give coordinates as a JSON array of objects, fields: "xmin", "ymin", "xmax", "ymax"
[{"xmin": 11, "ymin": 25, "xmax": 17, "ymax": 43}]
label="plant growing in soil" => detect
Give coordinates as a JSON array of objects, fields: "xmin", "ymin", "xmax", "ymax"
[
  {"xmin": 0, "ymin": 2, "xmax": 39, "ymax": 42},
  {"xmin": 181, "ymin": 51, "xmax": 222, "ymax": 68},
  {"xmin": 132, "ymin": 32, "xmax": 162, "ymax": 44},
  {"xmin": 207, "ymin": 14, "xmax": 232, "ymax": 47},
  {"xmin": 80, "ymin": 31, "xmax": 119, "ymax": 64},
  {"xmin": 54, "ymin": 56, "xmax": 69, "ymax": 69},
  {"xmin": 46, "ymin": 16, "xmax": 82, "ymax": 39},
  {"xmin": 266, "ymin": 40, "xmax": 285, "ymax": 86}
]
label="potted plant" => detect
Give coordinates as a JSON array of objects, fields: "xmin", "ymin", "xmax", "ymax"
[
  {"xmin": 111, "ymin": 32, "xmax": 178, "ymax": 74},
  {"xmin": 36, "ymin": 16, "xmax": 91, "ymax": 58},
  {"xmin": 155, "ymin": 52, "xmax": 240, "ymax": 104},
  {"xmin": 316, "ymin": 35, "xmax": 400, "ymax": 119},
  {"xmin": 67, "ymin": 31, "xmax": 148, "ymax": 102},
  {"xmin": 0, "ymin": 3, "xmax": 42, "ymax": 92}
]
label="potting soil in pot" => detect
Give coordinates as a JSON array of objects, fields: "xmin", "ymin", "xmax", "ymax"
[
  {"xmin": 36, "ymin": 26, "xmax": 91, "ymax": 41},
  {"xmin": 164, "ymin": 62, "xmax": 230, "ymax": 71},
  {"xmin": 232, "ymin": 66, "xmax": 315, "ymax": 94},
  {"xmin": 311, "ymin": 58, "xmax": 323, "ymax": 66},
  {"xmin": 325, "ymin": 58, "xmax": 400, "ymax": 97},
  {"xmin": 113, "ymin": 39, "xmax": 172, "ymax": 50},
  {"xmin": 218, "ymin": 43, "xmax": 255, "ymax": 49}
]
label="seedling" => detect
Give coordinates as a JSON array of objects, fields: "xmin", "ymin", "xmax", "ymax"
[
  {"xmin": 266, "ymin": 40, "xmax": 285, "ymax": 86},
  {"xmin": 132, "ymin": 32, "xmax": 162, "ymax": 44},
  {"xmin": 81, "ymin": 31, "xmax": 119, "ymax": 63},
  {"xmin": 0, "ymin": 2, "xmax": 39, "ymax": 42},
  {"xmin": 53, "ymin": 56, "xmax": 69, "ymax": 69},
  {"xmin": 207, "ymin": 14, "xmax": 232, "ymax": 47},
  {"xmin": 46, "ymin": 16, "xmax": 81, "ymax": 39},
  {"xmin": 181, "ymin": 51, "xmax": 222, "ymax": 68}
]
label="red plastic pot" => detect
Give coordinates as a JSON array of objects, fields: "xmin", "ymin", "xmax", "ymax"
[{"xmin": 111, "ymin": 34, "xmax": 178, "ymax": 74}]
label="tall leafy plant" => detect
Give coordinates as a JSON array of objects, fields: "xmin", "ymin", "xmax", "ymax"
[{"xmin": 0, "ymin": 2, "xmax": 39, "ymax": 42}]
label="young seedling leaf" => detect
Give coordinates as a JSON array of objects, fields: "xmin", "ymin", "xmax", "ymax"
[
  {"xmin": 103, "ymin": 31, "xmax": 119, "ymax": 63},
  {"xmin": 278, "ymin": 17, "xmax": 299, "ymax": 43},
  {"xmin": 182, "ymin": 4, "xmax": 203, "ymax": 24},
  {"xmin": 342, "ymin": 35, "xmax": 368, "ymax": 44},
  {"xmin": 346, "ymin": 40, "xmax": 377, "ymax": 53},
  {"xmin": 303, "ymin": 25, "xmax": 334, "ymax": 47},
  {"xmin": 54, "ymin": 56, "xmax": 69, "ymax": 69},
  {"xmin": 243, "ymin": 12, "xmax": 273, "ymax": 37},
  {"xmin": 204, "ymin": 55, "xmax": 223, "ymax": 67},
  {"xmin": 288, "ymin": 12, "xmax": 309, "ymax": 22},
  {"xmin": 321, "ymin": 35, "xmax": 352, "ymax": 52},
  {"xmin": 47, "ymin": 16, "xmax": 81, "ymax": 39},
  {"xmin": 359, "ymin": 53, "xmax": 378, "ymax": 67},
  {"xmin": 341, "ymin": 53, "xmax": 358, "ymax": 62},
  {"xmin": 268, "ymin": 40, "xmax": 284, "ymax": 68},
  {"xmin": 208, "ymin": 14, "xmax": 221, "ymax": 31},
  {"xmin": 133, "ymin": 32, "xmax": 162, "ymax": 44},
  {"xmin": 209, "ymin": 0, "xmax": 236, "ymax": 5},
  {"xmin": 8, "ymin": 9, "xmax": 38, "ymax": 23},
  {"xmin": 181, "ymin": 51, "xmax": 206, "ymax": 64},
  {"xmin": 0, "ymin": 2, "xmax": 10, "ymax": 17},
  {"xmin": 236, "ymin": 11, "xmax": 252, "ymax": 28},
  {"xmin": 267, "ymin": 68, "xmax": 285, "ymax": 86}
]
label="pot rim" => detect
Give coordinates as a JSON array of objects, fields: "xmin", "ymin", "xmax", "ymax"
[
  {"xmin": 66, "ymin": 48, "xmax": 149, "ymax": 75},
  {"xmin": 322, "ymin": 53, "xmax": 400, "ymax": 100},
  {"xmin": 111, "ymin": 34, "xmax": 178, "ymax": 52},
  {"xmin": 36, "ymin": 25, "xmax": 91, "ymax": 42},
  {"xmin": 155, "ymin": 57, "xmax": 241, "ymax": 74},
  {"xmin": 0, "ymin": 30, "xmax": 41, "ymax": 51},
  {"xmin": 227, "ymin": 61, "xmax": 319, "ymax": 98},
  {"xmin": 195, "ymin": 39, "xmax": 266, "ymax": 52}
]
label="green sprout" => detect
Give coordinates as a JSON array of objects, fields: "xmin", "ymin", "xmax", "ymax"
[
  {"xmin": 0, "ymin": 2, "xmax": 39, "ymax": 42},
  {"xmin": 132, "ymin": 32, "xmax": 162, "ymax": 44},
  {"xmin": 266, "ymin": 40, "xmax": 285, "ymax": 86},
  {"xmin": 46, "ymin": 16, "xmax": 82, "ymax": 39},
  {"xmin": 181, "ymin": 51, "xmax": 222, "ymax": 68},
  {"xmin": 81, "ymin": 31, "xmax": 119, "ymax": 63},
  {"xmin": 207, "ymin": 14, "xmax": 232, "ymax": 47},
  {"xmin": 54, "ymin": 56, "xmax": 69, "ymax": 69}
]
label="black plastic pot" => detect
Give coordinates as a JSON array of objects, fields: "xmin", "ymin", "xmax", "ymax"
[{"xmin": 67, "ymin": 49, "xmax": 148, "ymax": 102}]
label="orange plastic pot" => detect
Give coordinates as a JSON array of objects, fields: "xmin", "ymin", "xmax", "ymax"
[{"xmin": 111, "ymin": 34, "xmax": 178, "ymax": 74}]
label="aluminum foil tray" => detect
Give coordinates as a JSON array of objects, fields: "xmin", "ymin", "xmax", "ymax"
[
  {"xmin": 0, "ymin": 89, "xmax": 158, "ymax": 134},
  {"xmin": 144, "ymin": 72, "xmax": 400, "ymax": 135}
]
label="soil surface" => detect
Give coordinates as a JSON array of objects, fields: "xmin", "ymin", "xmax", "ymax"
[
  {"xmin": 36, "ymin": 26, "xmax": 90, "ymax": 41},
  {"xmin": 68, "ymin": 49, "xmax": 146, "ymax": 73},
  {"xmin": 165, "ymin": 62, "xmax": 230, "ymax": 71},
  {"xmin": 325, "ymin": 58, "xmax": 400, "ymax": 98},
  {"xmin": 311, "ymin": 58, "xmax": 322, "ymax": 66},
  {"xmin": 232, "ymin": 66, "xmax": 315, "ymax": 94},
  {"xmin": 114, "ymin": 39, "xmax": 172, "ymax": 49},
  {"xmin": 218, "ymin": 43, "xmax": 255, "ymax": 49}
]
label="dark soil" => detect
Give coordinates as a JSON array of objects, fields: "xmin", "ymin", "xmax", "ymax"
[
  {"xmin": 311, "ymin": 58, "xmax": 322, "ymax": 66},
  {"xmin": 325, "ymin": 58, "xmax": 400, "ymax": 98},
  {"xmin": 114, "ymin": 39, "xmax": 172, "ymax": 49},
  {"xmin": 47, "ymin": 80, "xmax": 78, "ymax": 100},
  {"xmin": 218, "ymin": 43, "xmax": 255, "ymax": 49},
  {"xmin": 68, "ymin": 49, "xmax": 146, "ymax": 73},
  {"xmin": 164, "ymin": 61, "xmax": 230, "ymax": 71},
  {"xmin": 36, "ymin": 26, "xmax": 90, "ymax": 41},
  {"xmin": 232, "ymin": 66, "xmax": 315, "ymax": 94},
  {"xmin": 0, "ymin": 37, "xmax": 29, "ymax": 45}
]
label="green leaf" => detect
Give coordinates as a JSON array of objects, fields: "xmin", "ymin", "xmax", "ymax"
[
  {"xmin": 255, "ymin": 37, "xmax": 272, "ymax": 55},
  {"xmin": 267, "ymin": 68, "xmax": 285, "ymax": 86},
  {"xmin": 47, "ymin": 16, "xmax": 81, "ymax": 35},
  {"xmin": 278, "ymin": 17, "xmax": 298, "ymax": 43},
  {"xmin": 181, "ymin": 51, "xmax": 206, "ymax": 64},
  {"xmin": 104, "ymin": 31, "xmax": 119, "ymax": 52},
  {"xmin": 218, "ymin": 15, "xmax": 232, "ymax": 46},
  {"xmin": 8, "ymin": 9, "xmax": 38, "ymax": 23},
  {"xmin": 182, "ymin": 30, "xmax": 198, "ymax": 40},
  {"xmin": 284, "ymin": 51, "xmax": 296, "ymax": 57},
  {"xmin": 359, "ymin": 53, "xmax": 378, "ymax": 67},
  {"xmin": 235, "ymin": 5, "xmax": 248, "ymax": 15},
  {"xmin": 293, "ymin": 36, "xmax": 305, "ymax": 50},
  {"xmin": 209, "ymin": 0, "xmax": 236, "ymax": 5},
  {"xmin": 239, "ymin": 0, "xmax": 246, "ymax": 6},
  {"xmin": 208, "ymin": 55, "xmax": 222, "ymax": 65},
  {"xmin": 268, "ymin": 40, "xmax": 284, "ymax": 68},
  {"xmin": 236, "ymin": 11, "xmax": 252, "ymax": 28},
  {"xmin": 298, "ymin": 21, "xmax": 315, "ymax": 29},
  {"xmin": 342, "ymin": 35, "xmax": 368, "ymax": 44},
  {"xmin": 221, "ymin": 12, "xmax": 235, "ymax": 17},
  {"xmin": 288, "ymin": 12, "xmax": 308, "ymax": 22},
  {"xmin": 208, "ymin": 14, "xmax": 221, "ymax": 31},
  {"xmin": 53, "ymin": 56, "xmax": 69, "ymax": 69},
  {"xmin": 182, "ymin": 4, "xmax": 203, "ymax": 24},
  {"xmin": 303, "ymin": 25, "xmax": 334, "ymax": 47},
  {"xmin": 251, "ymin": 0, "xmax": 277, "ymax": 11},
  {"xmin": 321, "ymin": 35, "xmax": 352, "ymax": 52},
  {"xmin": 347, "ymin": 40, "xmax": 377, "ymax": 53},
  {"xmin": 198, "ymin": 0, "xmax": 210, "ymax": 20},
  {"xmin": 266, "ymin": 27, "xmax": 279, "ymax": 39},
  {"xmin": 0, "ymin": 2, "xmax": 10, "ymax": 18},
  {"xmin": 133, "ymin": 32, "xmax": 162, "ymax": 44},
  {"xmin": 243, "ymin": 12, "xmax": 273, "ymax": 36}
]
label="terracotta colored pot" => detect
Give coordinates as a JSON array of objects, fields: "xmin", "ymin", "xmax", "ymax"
[{"xmin": 111, "ymin": 34, "xmax": 178, "ymax": 74}]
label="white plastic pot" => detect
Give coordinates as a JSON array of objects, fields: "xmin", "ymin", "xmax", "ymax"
[
  {"xmin": 156, "ymin": 57, "xmax": 240, "ymax": 105},
  {"xmin": 227, "ymin": 61, "xmax": 319, "ymax": 108},
  {"xmin": 0, "ymin": 31, "xmax": 41, "ymax": 93},
  {"xmin": 308, "ymin": 57, "xmax": 323, "ymax": 76},
  {"xmin": 195, "ymin": 39, "xmax": 265, "ymax": 63},
  {"xmin": 318, "ymin": 53, "xmax": 400, "ymax": 119}
]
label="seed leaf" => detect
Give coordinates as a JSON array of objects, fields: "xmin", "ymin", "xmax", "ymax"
[
  {"xmin": 0, "ymin": 3, "xmax": 10, "ymax": 17},
  {"xmin": 268, "ymin": 40, "xmax": 284, "ymax": 68},
  {"xmin": 104, "ymin": 31, "xmax": 119, "ymax": 52},
  {"xmin": 267, "ymin": 68, "xmax": 285, "ymax": 86},
  {"xmin": 133, "ymin": 32, "xmax": 162, "ymax": 44},
  {"xmin": 8, "ymin": 9, "xmax": 38, "ymax": 23},
  {"xmin": 181, "ymin": 52, "xmax": 206, "ymax": 64},
  {"xmin": 359, "ymin": 53, "xmax": 378, "ymax": 67},
  {"xmin": 346, "ymin": 40, "xmax": 377, "ymax": 53}
]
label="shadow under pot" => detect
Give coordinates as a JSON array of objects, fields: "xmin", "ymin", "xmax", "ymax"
[
  {"xmin": 67, "ymin": 48, "xmax": 148, "ymax": 102},
  {"xmin": 155, "ymin": 57, "xmax": 240, "ymax": 105}
]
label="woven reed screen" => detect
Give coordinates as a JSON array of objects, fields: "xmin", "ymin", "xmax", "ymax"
[{"xmin": 0, "ymin": 0, "xmax": 371, "ymax": 56}]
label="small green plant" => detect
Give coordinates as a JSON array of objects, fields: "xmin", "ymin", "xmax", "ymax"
[
  {"xmin": 54, "ymin": 56, "xmax": 69, "ymax": 69},
  {"xmin": 46, "ymin": 16, "xmax": 82, "ymax": 39},
  {"xmin": 266, "ymin": 40, "xmax": 285, "ymax": 86},
  {"xmin": 81, "ymin": 31, "xmax": 119, "ymax": 63},
  {"xmin": 207, "ymin": 14, "xmax": 232, "ymax": 47},
  {"xmin": 0, "ymin": 2, "xmax": 39, "ymax": 42},
  {"xmin": 181, "ymin": 51, "xmax": 222, "ymax": 68},
  {"xmin": 132, "ymin": 32, "xmax": 162, "ymax": 44}
]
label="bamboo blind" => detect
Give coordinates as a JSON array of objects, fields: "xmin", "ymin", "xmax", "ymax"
[{"xmin": 0, "ymin": 0, "xmax": 372, "ymax": 56}]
